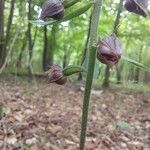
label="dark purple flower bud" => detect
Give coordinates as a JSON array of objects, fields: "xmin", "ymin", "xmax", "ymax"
[
  {"xmin": 47, "ymin": 65, "xmax": 67, "ymax": 85},
  {"xmin": 40, "ymin": 0, "xmax": 64, "ymax": 20},
  {"xmin": 124, "ymin": 0, "xmax": 148, "ymax": 17},
  {"xmin": 97, "ymin": 34, "xmax": 123, "ymax": 66},
  {"xmin": 55, "ymin": 76, "xmax": 67, "ymax": 85}
]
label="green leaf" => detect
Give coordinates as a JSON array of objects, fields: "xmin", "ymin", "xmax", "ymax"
[
  {"xmin": 63, "ymin": 0, "xmax": 81, "ymax": 9},
  {"xmin": 62, "ymin": 3, "xmax": 92, "ymax": 22},
  {"xmin": 63, "ymin": 65, "xmax": 86, "ymax": 76},
  {"xmin": 122, "ymin": 55, "xmax": 150, "ymax": 72}
]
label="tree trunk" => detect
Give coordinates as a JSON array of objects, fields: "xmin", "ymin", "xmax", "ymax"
[
  {"xmin": 134, "ymin": 46, "xmax": 143, "ymax": 83},
  {"xmin": 48, "ymin": 25, "xmax": 57, "ymax": 66},
  {"xmin": 115, "ymin": 0, "xmax": 124, "ymax": 84},
  {"xmin": 0, "ymin": 28, "xmax": 20, "ymax": 74},
  {"xmin": 78, "ymin": 13, "xmax": 92, "ymax": 81},
  {"xmin": 43, "ymin": 26, "xmax": 48, "ymax": 71},
  {"xmin": 16, "ymin": 26, "xmax": 37, "ymax": 70},
  {"xmin": 102, "ymin": 0, "xmax": 123, "ymax": 87},
  {"xmin": 28, "ymin": 0, "xmax": 33, "ymax": 76},
  {"xmin": 0, "ymin": 0, "xmax": 15, "ymax": 67},
  {"xmin": 63, "ymin": 45, "xmax": 67, "ymax": 68},
  {"xmin": 42, "ymin": 25, "xmax": 58, "ymax": 71},
  {"xmin": 113, "ymin": 0, "xmax": 124, "ymax": 36},
  {"xmin": 116, "ymin": 65, "xmax": 122, "ymax": 84},
  {"xmin": 144, "ymin": 72, "xmax": 150, "ymax": 83},
  {"xmin": 102, "ymin": 65, "xmax": 110, "ymax": 87},
  {"xmin": 16, "ymin": 38, "xmax": 27, "ymax": 68},
  {"xmin": 0, "ymin": 0, "xmax": 4, "ymax": 66},
  {"xmin": 4, "ymin": 0, "xmax": 15, "ymax": 48}
]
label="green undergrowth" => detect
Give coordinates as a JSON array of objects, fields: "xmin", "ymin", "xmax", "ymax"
[
  {"xmin": 113, "ymin": 82, "xmax": 150, "ymax": 93},
  {"xmin": 0, "ymin": 73, "xmax": 150, "ymax": 93},
  {"xmin": 92, "ymin": 80, "xmax": 150, "ymax": 93}
]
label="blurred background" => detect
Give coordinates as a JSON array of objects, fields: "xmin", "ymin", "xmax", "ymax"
[{"xmin": 0, "ymin": 0, "xmax": 150, "ymax": 88}]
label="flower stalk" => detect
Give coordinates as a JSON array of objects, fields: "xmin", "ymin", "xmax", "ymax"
[{"xmin": 79, "ymin": 0, "xmax": 103, "ymax": 150}]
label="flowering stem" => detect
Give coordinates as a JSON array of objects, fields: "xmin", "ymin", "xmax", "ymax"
[{"xmin": 79, "ymin": 0, "xmax": 102, "ymax": 150}]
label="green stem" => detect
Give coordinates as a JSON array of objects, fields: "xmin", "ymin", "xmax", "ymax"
[{"xmin": 79, "ymin": 0, "xmax": 102, "ymax": 150}]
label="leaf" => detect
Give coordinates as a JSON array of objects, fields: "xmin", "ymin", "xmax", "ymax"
[
  {"xmin": 63, "ymin": 0, "xmax": 81, "ymax": 9},
  {"xmin": 63, "ymin": 65, "xmax": 86, "ymax": 76},
  {"xmin": 61, "ymin": 3, "xmax": 92, "ymax": 22},
  {"xmin": 122, "ymin": 55, "xmax": 150, "ymax": 72}
]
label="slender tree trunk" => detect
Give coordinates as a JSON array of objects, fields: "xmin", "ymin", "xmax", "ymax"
[
  {"xmin": 134, "ymin": 68, "xmax": 140, "ymax": 83},
  {"xmin": 78, "ymin": 13, "xmax": 92, "ymax": 80},
  {"xmin": 81, "ymin": 13, "xmax": 92, "ymax": 66},
  {"xmin": 16, "ymin": 24, "xmax": 37, "ymax": 69},
  {"xmin": 102, "ymin": 65, "xmax": 110, "ymax": 87},
  {"xmin": 0, "ymin": 28, "xmax": 20, "ymax": 74},
  {"xmin": 14, "ymin": 0, "xmax": 27, "ymax": 69},
  {"xmin": 144, "ymin": 72, "xmax": 150, "ymax": 83},
  {"xmin": 48, "ymin": 25, "xmax": 58, "ymax": 67},
  {"xmin": 16, "ymin": 38, "xmax": 27, "ymax": 68},
  {"xmin": 43, "ymin": 26, "xmax": 48, "ymax": 71},
  {"xmin": 42, "ymin": 25, "xmax": 58, "ymax": 71},
  {"xmin": 116, "ymin": 66, "xmax": 122, "ymax": 83},
  {"xmin": 102, "ymin": 0, "xmax": 123, "ymax": 87},
  {"xmin": 4, "ymin": 0, "xmax": 15, "ymax": 48},
  {"xmin": 0, "ymin": 0, "xmax": 15, "ymax": 67},
  {"xmin": 115, "ymin": 0, "xmax": 124, "ymax": 84},
  {"xmin": 134, "ymin": 46, "xmax": 143, "ymax": 83},
  {"xmin": 63, "ymin": 45, "xmax": 67, "ymax": 68},
  {"xmin": 28, "ymin": 0, "xmax": 33, "ymax": 76},
  {"xmin": 0, "ymin": 0, "xmax": 4, "ymax": 66},
  {"xmin": 113, "ymin": 0, "xmax": 123, "ymax": 36}
]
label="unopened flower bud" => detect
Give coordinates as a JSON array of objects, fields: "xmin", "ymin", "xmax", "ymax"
[
  {"xmin": 97, "ymin": 34, "xmax": 123, "ymax": 66},
  {"xmin": 55, "ymin": 76, "xmax": 67, "ymax": 85},
  {"xmin": 40, "ymin": 0, "xmax": 64, "ymax": 20},
  {"xmin": 47, "ymin": 65, "xmax": 67, "ymax": 85},
  {"xmin": 124, "ymin": 0, "xmax": 148, "ymax": 17}
]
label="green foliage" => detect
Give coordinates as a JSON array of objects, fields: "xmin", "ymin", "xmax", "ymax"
[
  {"xmin": 1, "ymin": 0, "xmax": 150, "ymax": 83},
  {"xmin": 122, "ymin": 55, "xmax": 150, "ymax": 72},
  {"xmin": 63, "ymin": 65, "xmax": 86, "ymax": 76},
  {"xmin": 63, "ymin": 0, "xmax": 81, "ymax": 9}
]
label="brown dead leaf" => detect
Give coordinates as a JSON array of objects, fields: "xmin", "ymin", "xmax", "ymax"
[
  {"xmin": 25, "ymin": 137, "xmax": 37, "ymax": 146},
  {"xmin": 85, "ymin": 142, "xmax": 96, "ymax": 150},
  {"xmin": 7, "ymin": 136, "xmax": 17, "ymax": 145},
  {"xmin": 50, "ymin": 125, "xmax": 62, "ymax": 135}
]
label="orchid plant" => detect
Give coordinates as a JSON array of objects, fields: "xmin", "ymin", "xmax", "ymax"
[{"xmin": 31, "ymin": 0, "xmax": 149, "ymax": 149}]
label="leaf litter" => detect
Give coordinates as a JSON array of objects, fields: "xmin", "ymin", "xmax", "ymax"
[{"xmin": 0, "ymin": 79, "xmax": 149, "ymax": 150}]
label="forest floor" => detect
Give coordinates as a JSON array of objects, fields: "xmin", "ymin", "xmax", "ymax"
[{"xmin": 0, "ymin": 78, "xmax": 150, "ymax": 150}]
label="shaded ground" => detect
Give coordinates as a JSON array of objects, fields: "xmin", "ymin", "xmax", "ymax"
[{"xmin": 0, "ymin": 79, "xmax": 150, "ymax": 150}]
